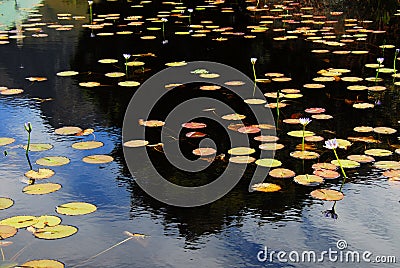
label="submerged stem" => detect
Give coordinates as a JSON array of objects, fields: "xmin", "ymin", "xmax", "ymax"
[
  {"xmin": 1, "ymin": 247, "xmax": 5, "ymax": 261},
  {"xmin": 25, "ymin": 131, "xmax": 32, "ymax": 170},
  {"xmin": 333, "ymin": 148, "xmax": 347, "ymax": 192}
]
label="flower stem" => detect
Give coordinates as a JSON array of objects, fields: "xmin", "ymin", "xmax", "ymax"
[
  {"xmin": 375, "ymin": 63, "xmax": 381, "ymax": 83},
  {"xmin": 25, "ymin": 131, "xmax": 32, "ymax": 170},
  {"xmin": 252, "ymin": 63, "xmax": 257, "ymax": 97},
  {"xmin": 333, "ymin": 148, "xmax": 347, "ymax": 192},
  {"xmin": 301, "ymin": 126, "xmax": 305, "ymax": 151},
  {"xmin": 276, "ymin": 90, "xmax": 280, "ymax": 129},
  {"xmin": 1, "ymin": 247, "xmax": 5, "ymax": 261}
]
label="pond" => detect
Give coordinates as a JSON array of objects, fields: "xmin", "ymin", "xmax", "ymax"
[{"xmin": 0, "ymin": 0, "xmax": 399, "ymax": 267}]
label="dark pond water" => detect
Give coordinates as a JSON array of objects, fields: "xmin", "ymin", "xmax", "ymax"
[{"xmin": 0, "ymin": 0, "xmax": 400, "ymax": 267}]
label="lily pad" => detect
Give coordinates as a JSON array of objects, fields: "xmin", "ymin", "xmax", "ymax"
[
  {"xmin": 0, "ymin": 216, "xmax": 38, "ymax": 228},
  {"xmin": 32, "ymin": 215, "xmax": 62, "ymax": 229},
  {"xmin": 56, "ymin": 71, "xmax": 79, "ymax": 77},
  {"xmin": 0, "ymin": 197, "xmax": 13, "ymax": 210},
  {"xmin": 34, "ymin": 225, "xmax": 78, "ymax": 240},
  {"xmin": 185, "ymin": 132, "xmax": 207, "ymax": 138},
  {"xmin": 105, "ymin": 72, "xmax": 126, "ymax": 78},
  {"xmin": 312, "ymin": 163, "xmax": 337, "ymax": 170},
  {"xmin": 310, "ymin": 189, "xmax": 344, "ymax": 201},
  {"xmin": 23, "ymin": 183, "xmax": 62, "ymax": 195},
  {"xmin": 72, "ymin": 141, "xmax": 104, "ymax": 150},
  {"xmin": 20, "ymin": 259, "xmax": 64, "ymax": 268},
  {"xmin": 25, "ymin": 168, "xmax": 55, "ymax": 180},
  {"xmin": 118, "ymin": 81, "xmax": 141, "ymax": 87},
  {"xmin": 82, "ymin": 155, "xmax": 114, "ymax": 164},
  {"xmin": 331, "ymin": 159, "xmax": 360, "ymax": 168},
  {"xmin": 123, "ymin": 140, "xmax": 149, "ymax": 147},
  {"xmin": 373, "ymin": 161, "xmax": 400, "ymax": 170},
  {"xmin": 36, "ymin": 156, "xmax": 70, "ymax": 167},
  {"xmin": 254, "ymin": 135, "xmax": 279, "ymax": 142},
  {"xmin": 0, "ymin": 88, "xmax": 24, "ymax": 95},
  {"xmin": 373, "ymin": 127, "xmax": 397, "ymax": 135},
  {"xmin": 364, "ymin": 148, "xmax": 393, "ymax": 157},
  {"xmin": 139, "ymin": 120, "xmax": 165, "ymax": 127},
  {"xmin": 55, "ymin": 126, "xmax": 83, "ymax": 135},
  {"xmin": 229, "ymin": 156, "xmax": 256, "ymax": 164},
  {"xmin": 290, "ymin": 151, "xmax": 320, "ymax": 160},
  {"xmin": 287, "ymin": 130, "xmax": 315, "ymax": 137},
  {"xmin": 269, "ymin": 168, "xmax": 296, "ymax": 178},
  {"xmin": 313, "ymin": 169, "xmax": 340, "ymax": 179},
  {"xmin": 0, "ymin": 138, "xmax": 15, "ymax": 146},
  {"xmin": 227, "ymin": 147, "xmax": 255, "ymax": 155},
  {"xmin": 294, "ymin": 174, "xmax": 324, "ymax": 186},
  {"xmin": 23, "ymin": 143, "xmax": 53, "ymax": 152},
  {"xmin": 0, "ymin": 225, "xmax": 17, "ymax": 239},
  {"xmin": 382, "ymin": 170, "xmax": 400, "ymax": 177},
  {"xmin": 353, "ymin": 126, "xmax": 373, "ymax": 133},
  {"xmin": 347, "ymin": 155, "xmax": 375, "ymax": 163},
  {"xmin": 192, "ymin": 148, "xmax": 216, "ymax": 156},
  {"xmin": 182, "ymin": 122, "xmax": 207, "ymax": 129},
  {"xmin": 244, "ymin": 99, "xmax": 266, "ymax": 105},
  {"xmin": 259, "ymin": 143, "xmax": 284, "ymax": 151},
  {"xmin": 255, "ymin": 158, "xmax": 282, "ymax": 168},
  {"xmin": 221, "ymin": 113, "xmax": 246, "ymax": 120},
  {"xmin": 238, "ymin": 126, "xmax": 261, "ymax": 134},
  {"xmin": 251, "ymin": 183, "xmax": 281, "ymax": 192},
  {"xmin": 56, "ymin": 202, "xmax": 97, "ymax": 216}
]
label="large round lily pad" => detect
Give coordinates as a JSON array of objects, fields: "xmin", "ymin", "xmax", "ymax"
[
  {"xmin": 82, "ymin": 155, "xmax": 114, "ymax": 164},
  {"xmin": 373, "ymin": 161, "xmax": 400, "ymax": 170},
  {"xmin": 34, "ymin": 225, "xmax": 78, "ymax": 240},
  {"xmin": 227, "ymin": 147, "xmax": 255, "ymax": 155},
  {"xmin": 0, "ymin": 197, "xmax": 13, "ymax": 210},
  {"xmin": 56, "ymin": 202, "xmax": 97, "ymax": 216},
  {"xmin": 0, "ymin": 225, "xmax": 17, "ymax": 239},
  {"xmin": 294, "ymin": 174, "xmax": 324, "ymax": 186},
  {"xmin": 0, "ymin": 216, "xmax": 38, "ymax": 228},
  {"xmin": 32, "ymin": 215, "xmax": 62, "ymax": 229},
  {"xmin": 25, "ymin": 168, "xmax": 55, "ymax": 180},
  {"xmin": 364, "ymin": 148, "xmax": 393, "ymax": 157},
  {"xmin": 23, "ymin": 143, "xmax": 53, "ymax": 152},
  {"xmin": 23, "ymin": 183, "xmax": 62, "ymax": 195},
  {"xmin": 269, "ymin": 168, "xmax": 295, "ymax": 178},
  {"xmin": 310, "ymin": 189, "xmax": 344, "ymax": 201},
  {"xmin": 72, "ymin": 141, "xmax": 104, "ymax": 150},
  {"xmin": 21, "ymin": 259, "xmax": 64, "ymax": 268},
  {"xmin": 251, "ymin": 183, "xmax": 281, "ymax": 192},
  {"xmin": 229, "ymin": 156, "xmax": 256, "ymax": 164},
  {"xmin": 36, "ymin": 156, "xmax": 70, "ymax": 167},
  {"xmin": 255, "ymin": 158, "xmax": 282, "ymax": 168},
  {"xmin": 54, "ymin": 126, "xmax": 83, "ymax": 135},
  {"xmin": 192, "ymin": 148, "xmax": 217, "ymax": 156},
  {"xmin": 331, "ymin": 159, "xmax": 360, "ymax": 168},
  {"xmin": 123, "ymin": 140, "xmax": 149, "ymax": 147},
  {"xmin": 290, "ymin": 151, "xmax": 320, "ymax": 160},
  {"xmin": 0, "ymin": 138, "xmax": 15, "ymax": 146},
  {"xmin": 287, "ymin": 130, "xmax": 315, "ymax": 137}
]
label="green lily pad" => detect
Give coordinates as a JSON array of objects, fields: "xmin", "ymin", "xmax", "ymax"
[
  {"xmin": 36, "ymin": 156, "xmax": 70, "ymax": 167},
  {"xmin": 56, "ymin": 202, "xmax": 97, "ymax": 216},
  {"xmin": 364, "ymin": 148, "xmax": 393, "ymax": 157},
  {"xmin": 0, "ymin": 138, "xmax": 15, "ymax": 146},
  {"xmin": 23, "ymin": 143, "xmax": 53, "ymax": 152},
  {"xmin": 331, "ymin": 159, "xmax": 360, "ymax": 168},
  {"xmin": 23, "ymin": 183, "xmax": 62, "ymax": 195},
  {"xmin": 255, "ymin": 158, "xmax": 282, "ymax": 168},
  {"xmin": 287, "ymin": 130, "xmax": 315, "ymax": 137},
  {"xmin": 72, "ymin": 141, "xmax": 104, "ymax": 150},
  {"xmin": 373, "ymin": 161, "xmax": 400, "ymax": 170},
  {"xmin": 0, "ymin": 216, "xmax": 38, "ymax": 229},
  {"xmin": 0, "ymin": 197, "xmax": 13, "ymax": 210},
  {"xmin": 34, "ymin": 225, "xmax": 78, "ymax": 240},
  {"xmin": 227, "ymin": 147, "xmax": 255, "ymax": 155}
]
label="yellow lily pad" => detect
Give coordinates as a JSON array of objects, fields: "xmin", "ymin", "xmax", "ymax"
[
  {"xmin": 269, "ymin": 168, "xmax": 296, "ymax": 178},
  {"xmin": 79, "ymin": 82, "xmax": 101, "ymax": 88},
  {"xmin": 123, "ymin": 140, "xmax": 149, "ymax": 148},
  {"xmin": 0, "ymin": 225, "xmax": 18, "ymax": 239},
  {"xmin": 192, "ymin": 148, "xmax": 217, "ymax": 156},
  {"xmin": 0, "ymin": 88, "xmax": 24, "ymax": 95},
  {"xmin": 227, "ymin": 147, "xmax": 255, "ymax": 155},
  {"xmin": 55, "ymin": 126, "xmax": 83, "ymax": 135},
  {"xmin": 36, "ymin": 156, "xmax": 70, "ymax": 167},
  {"xmin": 373, "ymin": 127, "xmax": 397, "ymax": 135},
  {"xmin": 221, "ymin": 113, "xmax": 246, "ymax": 120},
  {"xmin": 72, "ymin": 141, "xmax": 104, "ymax": 150},
  {"xmin": 347, "ymin": 155, "xmax": 375, "ymax": 163},
  {"xmin": 82, "ymin": 155, "xmax": 114, "ymax": 164},
  {"xmin": 294, "ymin": 174, "xmax": 324, "ymax": 186},
  {"xmin": 23, "ymin": 183, "xmax": 62, "ymax": 195},
  {"xmin": 310, "ymin": 189, "xmax": 344, "ymax": 201},
  {"xmin": 373, "ymin": 161, "xmax": 400, "ymax": 170},
  {"xmin": 105, "ymin": 72, "xmax": 126, "ymax": 78},
  {"xmin": 353, "ymin": 126, "xmax": 373, "ymax": 133},
  {"xmin": 98, "ymin": 58, "xmax": 118, "ymax": 64},
  {"xmin": 229, "ymin": 156, "xmax": 256, "ymax": 164},
  {"xmin": 331, "ymin": 159, "xmax": 360, "ymax": 168},
  {"xmin": 336, "ymin": 139, "xmax": 352, "ymax": 149},
  {"xmin": 251, "ymin": 183, "xmax": 281, "ymax": 192},
  {"xmin": 290, "ymin": 151, "xmax": 320, "ymax": 160},
  {"xmin": 0, "ymin": 137, "xmax": 15, "ymax": 146},
  {"xmin": 24, "ymin": 168, "xmax": 55, "ymax": 180},
  {"xmin": 287, "ymin": 130, "xmax": 315, "ymax": 137},
  {"xmin": 244, "ymin": 99, "xmax": 267, "ymax": 105},
  {"xmin": 56, "ymin": 202, "xmax": 97, "ymax": 216},
  {"xmin": 23, "ymin": 143, "xmax": 53, "ymax": 152},
  {"xmin": 118, "ymin": 81, "xmax": 141, "ymax": 87},
  {"xmin": 353, "ymin": 103, "xmax": 374, "ymax": 109},
  {"xmin": 255, "ymin": 158, "xmax": 282, "ymax": 168},
  {"xmin": 0, "ymin": 216, "xmax": 38, "ymax": 228},
  {"xmin": 56, "ymin": 71, "xmax": 79, "ymax": 76},
  {"xmin": 165, "ymin": 61, "xmax": 187, "ymax": 67},
  {"xmin": 126, "ymin": 61, "xmax": 145, "ymax": 67},
  {"xmin": 0, "ymin": 197, "xmax": 13, "ymax": 210},
  {"xmin": 259, "ymin": 143, "xmax": 284, "ymax": 151},
  {"xmin": 34, "ymin": 225, "xmax": 78, "ymax": 240},
  {"xmin": 21, "ymin": 259, "xmax": 64, "ymax": 268},
  {"xmin": 364, "ymin": 148, "xmax": 393, "ymax": 157},
  {"xmin": 32, "ymin": 215, "xmax": 62, "ymax": 229}
]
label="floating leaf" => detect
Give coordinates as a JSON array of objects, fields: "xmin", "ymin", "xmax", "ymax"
[
  {"xmin": 256, "ymin": 158, "xmax": 282, "ymax": 168},
  {"xmin": 259, "ymin": 143, "xmax": 284, "ymax": 151},
  {"xmin": 229, "ymin": 156, "xmax": 256, "ymax": 164},
  {"xmin": 23, "ymin": 143, "xmax": 53, "ymax": 152},
  {"xmin": 244, "ymin": 99, "xmax": 266, "ymax": 105},
  {"xmin": 221, "ymin": 113, "xmax": 246, "ymax": 120},
  {"xmin": 331, "ymin": 159, "xmax": 360, "ymax": 168},
  {"xmin": 0, "ymin": 138, "xmax": 15, "ymax": 146},
  {"xmin": 336, "ymin": 139, "xmax": 352, "ymax": 149},
  {"xmin": 23, "ymin": 183, "xmax": 62, "ymax": 195},
  {"xmin": 364, "ymin": 148, "xmax": 393, "ymax": 157},
  {"xmin": 373, "ymin": 161, "xmax": 400, "ymax": 170},
  {"xmin": 353, "ymin": 103, "xmax": 374, "ymax": 109},
  {"xmin": 382, "ymin": 170, "xmax": 400, "ymax": 177},
  {"xmin": 98, "ymin": 58, "xmax": 118, "ymax": 64},
  {"xmin": 56, "ymin": 71, "xmax": 79, "ymax": 77},
  {"xmin": 373, "ymin": 127, "xmax": 397, "ymax": 135},
  {"xmin": 254, "ymin": 135, "xmax": 279, "ymax": 142},
  {"xmin": 312, "ymin": 163, "xmax": 337, "ymax": 170},
  {"xmin": 251, "ymin": 183, "xmax": 281, "ymax": 192},
  {"xmin": 305, "ymin": 107, "xmax": 325, "ymax": 114},
  {"xmin": 34, "ymin": 225, "xmax": 78, "ymax": 240},
  {"xmin": 287, "ymin": 130, "xmax": 315, "ymax": 137},
  {"xmin": 21, "ymin": 259, "xmax": 64, "ymax": 268},
  {"xmin": 192, "ymin": 148, "xmax": 216, "ymax": 156},
  {"xmin": 25, "ymin": 168, "xmax": 55, "ymax": 180},
  {"xmin": 0, "ymin": 89, "xmax": 24, "ymax": 95},
  {"xmin": 105, "ymin": 72, "xmax": 126, "ymax": 78},
  {"xmin": 294, "ymin": 174, "xmax": 324, "ymax": 186},
  {"xmin": 56, "ymin": 202, "xmax": 97, "ymax": 216},
  {"xmin": 75, "ymin": 129, "xmax": 94, "ymax": 136},
  {"xmin": 305, "ymin": 135, "xmax": 324, "ymax": 142},
  {"xmin": 82, "ymin": 155, "xmax": 114, "ymax": 164},
  {"xmin": 123, "ymin": 140, "xmax": 149, "ymax": 147},
  {"xmin": 290, "ymin": 151, "xmax": 320, "ymax": 160},
  {"xmin": 0, "ymin": 225, "xmax": 17, "ymax": 239},
  {"xmin": 182, "ymin": 122, "xmax": 207, "ymax": 129},
  {"xmin": 55, "ymin": 126, "xmax": 83, "ymax": 135},
  {"xmin": 165, "ymin": 61, "xmax": 187, "ymax": 67},
  {"xmin": 0, "ymin": 197, "xmax": 13, "ymax": 210},
  {"xmin": 353, "ymin": 126, "xmax": 373, "ymax": 133},
  {"xmin": 32, "ymin": 215, "xmax": 62, "ymax": 229},
  {"xmin": 227, "ymin": 147, "xmax": 255, "ymax": 155},
  {"xmin": 185, "ymin": 132, "xmax": 206, "ymax": 138},
  {"xmin": 72, "ymin": 141, "xmax": 104, "ymax": 150},
  {"xmin": 238, "ymin": 126, "xmax": 260, "ymax": 134},
  {"xmin": 269, "ymin": 168, "xmax": 296, "ymax": 178},
  {"xmin": 0, "ymin": 216, "xmax": 38, "ymax": 229},
  {"xmin": 313, "ymin": 169, "xmax": 340, "ymax": 179},
  {"xmin": 118, "ymin": 81, "xmax": 141, "ymax": 87},
  {"xmin": 79, "ymin": 82, "xmax": 101, "ymax": 88},
  {"xmin": 348, "ymin": 136, "xmax": 381, "ymax": 143},
  {"xmin": 310, "ymin": 189, "xmax": 344, "ymax": 201},
  {"xmin": 139, "ymin": 119, "xmax": 165, "ymax": 127},
  {"xmin": 36, "ymin": 156, "xmax": 70, "ymax": 167},
  {"xmin": 347, "ymin": 155, "xmax": 375, "ymax": 163}
]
